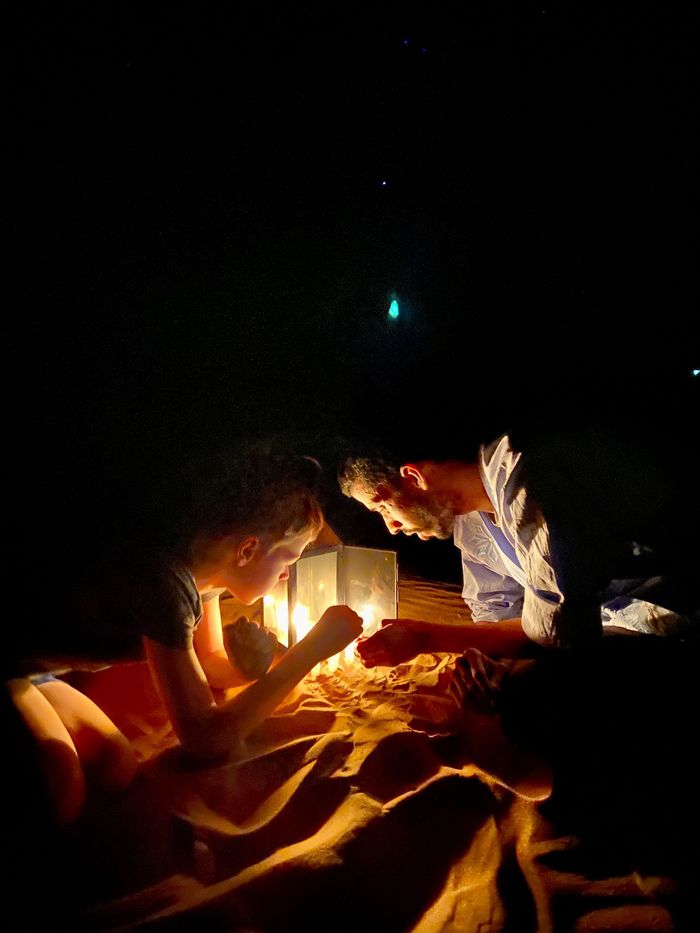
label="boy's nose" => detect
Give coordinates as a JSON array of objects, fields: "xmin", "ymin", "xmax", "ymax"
[{"xmin": 279, "ymin": 569, "xmax": 290, "ymax": 581}]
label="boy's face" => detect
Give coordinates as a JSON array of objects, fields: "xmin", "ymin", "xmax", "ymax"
[{"xmin": 216, "ymin": 528, "xmax": 314, "ymax": 605}]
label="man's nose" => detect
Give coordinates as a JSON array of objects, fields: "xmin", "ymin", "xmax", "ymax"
[{"xmin": 387, "ymin": 521, "xmax": 402, "ymax": 535}]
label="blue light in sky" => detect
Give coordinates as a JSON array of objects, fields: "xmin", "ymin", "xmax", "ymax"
[
  {"xmin": 693, "ymin": 369, "xmax": 699, "ymax": 376},
  {"xmin": 388, "ymin": 299, "xmax": 399, "ymax": 320}
]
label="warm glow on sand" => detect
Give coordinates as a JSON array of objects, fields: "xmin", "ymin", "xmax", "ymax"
[
  {"xmin": 59, "ymin": 577, "xmax": 683, "ymax": 930},
  {"xmin": 263, "ymin": 595, "xmax": 382, "ymax": 678}
]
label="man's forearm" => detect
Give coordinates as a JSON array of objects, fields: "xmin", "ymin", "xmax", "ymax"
[{"xmin": 412, "ymin": 618, "xmax": 533, "ymax": 658}]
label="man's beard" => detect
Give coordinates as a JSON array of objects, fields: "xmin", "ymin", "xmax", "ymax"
[{"xmin": 404, "ymin": 496, "xmax": 455, "ymax": 540}]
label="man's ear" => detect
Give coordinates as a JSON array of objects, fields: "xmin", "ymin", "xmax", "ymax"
[
  {"xmin": 237, "ymin": 536, "xmax": 261, "ymax": 567},
  {"xmin": 399, "ymin": 464, "xmax": 428, "ymax": 491}
]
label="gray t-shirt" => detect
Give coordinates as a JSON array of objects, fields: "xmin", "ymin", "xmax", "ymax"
[
  {"xmin": 13, "ymin": 548, "xmax": 215, "ymax": 675},
  {"xmin": 111, "ymin": 552, "xmax": 204, "ymax": 650}
]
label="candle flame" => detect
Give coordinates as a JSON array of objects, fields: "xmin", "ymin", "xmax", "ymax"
[{"xmin": 264, "ymin": 595, "xmax": 384, "ymax": 679}]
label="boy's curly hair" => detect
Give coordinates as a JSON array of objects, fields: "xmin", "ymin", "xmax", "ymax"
[{"xmin": 172, "ymin": 443, "xmax": 324, "ymax": 547}]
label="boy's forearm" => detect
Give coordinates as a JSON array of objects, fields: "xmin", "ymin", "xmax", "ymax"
[
  {"xmin": 218, "ymin": 640, "xmax": 318, "ymax": 741},
  {"xmin": 144, "ymin": 636, "xmax": 311, "ymax": 761}
]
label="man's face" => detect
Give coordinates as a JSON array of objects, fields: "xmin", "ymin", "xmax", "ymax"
[{"xmin": 350, "ymin": 480, "xmax": 455, "ymax": 540}]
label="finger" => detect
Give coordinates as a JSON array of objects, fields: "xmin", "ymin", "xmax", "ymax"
[
  {"xmin": 465, "ymin": 649, "xmax": 487, "ymax": 686},
  {"xmin": 358, "ymin": 632, "xmax": 386, "ymax": 651},
  {"xmin": 453, "ymin": 667, "xmax": 475, "ymax": 708},
  {"xmin": 460, "ymin": 676, "xmax": 484, "ymax": 708},
  {"xmin": 456, "ymin": 654, "xmax": 480, "ymax": 684},
  {"xmin": 361, "ymin": 647, "xmax": 393, "ymax": 667},
  {"xmin": 475, "ymin": 655, "xmax": 504, "ymax": 709},
  {"xmin": 457, "ymin": 656, "xmax": 488, "ymax": 707},
  {"xmin": 473, "ymin": 651, "xmax": 491, "ymax": 692},
  {"xmin": 357, "ymin": 648, "xmax": 382, "ymax": 666},
  {"xmin": 448, "ymin": 674, "xmax": 465, "ymax": 707},
  {"xmin": 473, "ymin": 658, "xmax": 500, "ymax": 711},
  {"xmin": 492, "ymin": 662, "xmax": 510, "ymax": 690},
  {"xmin": 473, "ymin": 655, "xmax": 497, "ymax": 709},
  {"xmin": 457, "ymin": 648, "xmax": 481, "ymax": 667}
]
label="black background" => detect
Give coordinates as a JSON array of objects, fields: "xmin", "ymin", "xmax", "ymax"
[{"xmin": 10, "ymin": 2, "xmax": 698, "ymax": 579}]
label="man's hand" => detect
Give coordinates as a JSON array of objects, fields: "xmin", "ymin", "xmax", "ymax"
[
  {"xmin": 448, "ymin": 648, "xmax": 512, "ymax": 713},
  {"xmin": 223, "ymin": 617, "xmax": 279, "ymax": 680},
  {"xmin": 357, "ymin": 619, "xmax": 427, "ymax": 668},
  {"xmin": 303, "ymin": 605, "xmax": 364, "ymax": 662}
]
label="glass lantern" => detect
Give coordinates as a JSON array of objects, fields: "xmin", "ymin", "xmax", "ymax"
[{"xmin": 262, "ymin": 545, "xmax": 398, "ymax": 673}]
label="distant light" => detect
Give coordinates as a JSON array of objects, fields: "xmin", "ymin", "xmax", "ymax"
[
  {"xmin": 402, "ymin": 38, "xmax": 410, "ymax": 46},
  {"xmin": 381, "ymin": 180, "xmax": 387, "ymax": 187},
  {"xmin": 420, "ymin": 47, "xmax": 428, "ymax": 53},
  {"xmin": 388, "ymin": 299, "xmax": 399, "ymax": 320},
  {"xmin": 693, "ymin": 369, "xmax": 699, "ymax": 376}
]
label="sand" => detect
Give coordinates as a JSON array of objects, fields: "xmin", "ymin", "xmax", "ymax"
[{"xmin": 18, "ymin": 575, "xmax": 692, "ymax": 931}]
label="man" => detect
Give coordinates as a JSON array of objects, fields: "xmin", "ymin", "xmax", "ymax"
[
  {"xmin": 340, "ymin": 425, "xmax": 700, "ymax": 907},
  {"xmin": 339, "ymin": 427, "xmax": 697, "ymax": 669}
]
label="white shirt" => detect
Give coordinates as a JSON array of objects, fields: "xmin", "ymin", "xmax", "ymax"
[{"xmin": 453, "ymin": 434, "xmax": 688, "ymax": 646}]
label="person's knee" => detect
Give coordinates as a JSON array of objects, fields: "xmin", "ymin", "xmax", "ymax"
[
  {"xmin": 38, "ymin": 739, "xmax": 87, "ymax": 825},
  {"xmin": 89, "ymin": 732, "xmax": 139, "ymax": 793},
  {"xmin": 34, "ymin": 679, "xmax": 139, "ymax": 795},
  {"xmin": 5, "ymin": 678, "xmax": 87, "ymax": 825}
]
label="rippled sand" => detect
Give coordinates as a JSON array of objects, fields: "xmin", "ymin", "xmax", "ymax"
[{"xmin": 59, "ymin": 575, "xmax": 686, "ymax": 931}]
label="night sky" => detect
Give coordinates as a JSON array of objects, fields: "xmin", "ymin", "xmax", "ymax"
[{"xmin": 10, "ymin": 3, "xmax": 697, "ymax": 575}]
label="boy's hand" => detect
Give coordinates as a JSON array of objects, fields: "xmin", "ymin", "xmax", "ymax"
[
  {"xmin": 224, "ymin": 617, "xmax": 279, "ymax": 680},
  {"xmin": 303, "ymin": 605, "xmax": 363, "ymax": 661},
  {"xmin": 356, "ymin": 619, "xmax": 426, "ymax": 668}
]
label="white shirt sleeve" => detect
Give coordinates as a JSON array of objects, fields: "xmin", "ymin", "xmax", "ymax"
[
  {"xmin": 454, "ymin": 512, "xmax": 525, "ymax": 622},
  {"xmin": 461, "ymin": 557, "xmax": 525, "ymax": 621}
]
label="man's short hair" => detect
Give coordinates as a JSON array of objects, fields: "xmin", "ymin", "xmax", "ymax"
[{"xmin": 337, "ymin": 453, "xmax": 403, "ymax": 497}]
